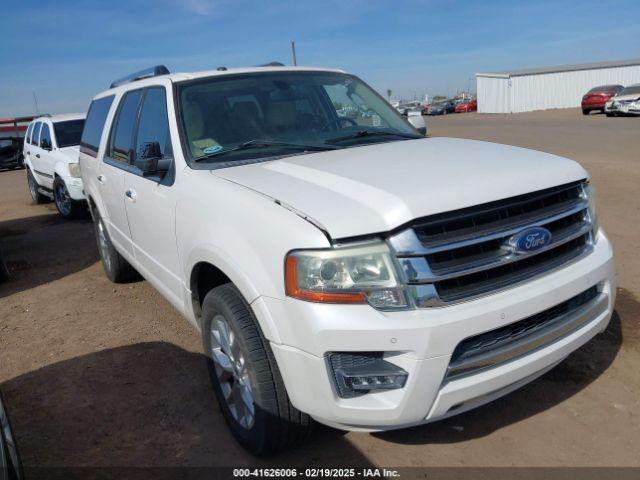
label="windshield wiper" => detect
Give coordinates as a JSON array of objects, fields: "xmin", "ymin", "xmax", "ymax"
[
  {"xmin": 325, "ymin": 130, "xmax": 422, "ymax": 144},
  {"xmin": 194, "ymin": 139, "xmax": 340, "ymax": 162}
]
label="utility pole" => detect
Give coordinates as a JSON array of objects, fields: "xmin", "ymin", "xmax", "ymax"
[
  {"xmin": 32, "ymin": 91, "xmax": 40, "ymax": 115},
  {"xmin": 291, "ymin": 41, "xmax": 297, "ymax": 66}
]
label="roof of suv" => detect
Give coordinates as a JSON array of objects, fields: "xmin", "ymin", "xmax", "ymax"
[
  {"xmin": 96, "ymin": 66, "xmax": 346, "ymax": 98},
  {"xmin": 33, "ymin": 113, "xmax": 86, "ymax": 123}
]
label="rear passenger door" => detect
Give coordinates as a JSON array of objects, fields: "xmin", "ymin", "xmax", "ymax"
[
  {"xmin": 37, "ymin": 122, "xmax": 55, "ymax": 188},
  {"xmin": 29, "ymin": 122, "xmax": 48, "ymax": 180},
  {"xmin": 123, "ymin": 86, "xmax": 182, "ymax": 307},
  {"xmin": 99, "ymin": 89, "xmax": 144, "ymax": 257}
]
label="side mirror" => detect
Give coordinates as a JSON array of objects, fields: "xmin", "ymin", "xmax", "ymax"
[
  {"xmin": 407, "ymin": 114, "xmax": 427, "ymax": 136},
  {"xmin": 41, "ymin": 139, "xmax": 52, "ymax": 151},
  {"xmin": 135, "ymin": 141, "xmax": 170, "ymax": 177}
]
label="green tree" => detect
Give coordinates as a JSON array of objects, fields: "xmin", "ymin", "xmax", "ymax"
[{"xmin": 386, "ymin": 89, "xmax": 392, "ymax": 102}]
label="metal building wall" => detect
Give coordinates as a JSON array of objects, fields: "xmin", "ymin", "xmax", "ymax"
[
  {"xmin": 477, "ymin": 76, "xmax": 509, "ymax": 113},
  {"xmin": 478, "ymin": 64, "xmax": 640, "ymax": 113}
]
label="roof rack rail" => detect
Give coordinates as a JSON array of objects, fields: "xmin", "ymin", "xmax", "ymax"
[
  {"xmin": 258, "ymin": 61, "xmax": 285, "ymax": 67},
  {"xmin": 110, "ymin": 65, "xmax": 170, "ymax": 89}
]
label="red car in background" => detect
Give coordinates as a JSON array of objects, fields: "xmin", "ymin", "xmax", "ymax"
[
  {"xmin": 582, "ymin": 84, "xmax": 623, "ymax": 115},
  {"xmin": 455, "ymin": 99, "xmax": 477, "ymax": 113}
]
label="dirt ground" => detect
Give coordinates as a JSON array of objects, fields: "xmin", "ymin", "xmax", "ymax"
[{"xmin": 0, "ymin": 108, "xmax": 638, "ymax": 472}]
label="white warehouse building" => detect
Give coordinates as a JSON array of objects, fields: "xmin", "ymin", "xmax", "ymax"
[{"xmin": 476, "ymin": 58, "xmax": 640, "ymax": 113}]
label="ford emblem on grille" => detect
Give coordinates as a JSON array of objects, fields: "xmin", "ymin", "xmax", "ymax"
[{"xmin": 508, "ymin": 227, "xmax": 552, "ymax": 254}]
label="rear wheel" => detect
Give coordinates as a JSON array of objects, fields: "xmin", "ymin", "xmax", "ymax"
[
  {"xmin": 27, "ymin": 169, "xmax": 48, "ymax": 204},
  {"xmin": 53, "ymin": 177, "xmax": 85, "ymax": 219},
  {"xmin": 93, "ymin": 210, "xmax": 139, "ymax": 283},
  {"xmin": 582, "ymin": 109, "xmax": 589, "ymax": 115},
  {"xmin": 202, "ymin": 284, "xmax": 313, "ymax": 455},
  {"xmin": 606, "ymin": 112, "xmax": 613, "ymax": 117}
]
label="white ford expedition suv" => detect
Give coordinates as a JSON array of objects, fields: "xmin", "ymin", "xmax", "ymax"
[
  {"xmin": 24, "ymin": 114, "xmax": 87, "ymax": 218},
  {"xmin": 80, "ymin": 65, "xmax": 615, "ymax": 454}
]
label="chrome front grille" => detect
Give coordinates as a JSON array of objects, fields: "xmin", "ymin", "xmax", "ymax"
[{"xmin": 388, "ymin": 181, "xmax": 595, "ymax": 307}]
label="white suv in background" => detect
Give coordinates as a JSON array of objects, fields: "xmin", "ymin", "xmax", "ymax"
[
  {"xmin": 24, "ymin": 113, "xmax": 87, "ymax": 218},
  {"xmin": 80, "ymin": 65, "xmax": 615, "ymax": 454}
]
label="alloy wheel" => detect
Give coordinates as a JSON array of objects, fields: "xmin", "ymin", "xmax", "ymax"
[
  {"xmin": 27, "ymin": 172, "xmax": 38, "ymax": 201},
  {"xmin": 209, "ymin": 314, "xmax": 255, "ymax": 429},
  {"xmin": 97, "ymin": 219, "xmax": 112, "ymax": 273},
  {"xmin": 55, "ymin": 182, "xmax": 72, "ymax": 216}
]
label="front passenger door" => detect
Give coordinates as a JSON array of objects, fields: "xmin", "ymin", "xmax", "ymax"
[
  {"xmin": 123, "ymin": 87, "xmax": 182, "ymax": 308},
  {"xmin": 99, "ymin": 89, "xmax": 144, "ymax": 258}
]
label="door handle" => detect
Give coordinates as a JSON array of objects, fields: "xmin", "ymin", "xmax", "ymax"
[
  {"xmin": 125, "ymin": 188, "xmax": 137, "ymax": 202},
  {"xmin": 26, "ymin": 151, "xmax": 30, "ymax": 155},
  {"xmin": 35, "ymin": 154, "xmax": 40, "ymax": 158},
  {"xmin": 97, "ymin": 174, "xmax": 106, "ymax": 184}
]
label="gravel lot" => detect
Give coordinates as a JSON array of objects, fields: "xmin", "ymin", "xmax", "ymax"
[{"xmin": 1, "ymin": 108, "xmax": 638, "ymax": 471}]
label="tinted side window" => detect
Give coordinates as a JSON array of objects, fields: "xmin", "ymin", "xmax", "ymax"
[
  {"xmin": 109, "ymin": 90, "xmax": 143, "ymax": 163},
  {"xmin": 31, "ymin": 122, "xmax": 42, "ymax": 146},
  {"xmin": 135, "ymin": 88, "xmax": 172, "ymax": 165},
  {"xmin": 40, "ymin": 123, "xmax": 52, "ymax": 149},
  {"xmin": 25, "ymin": 123, "xmax": 34, "ymax": 145},
  {"xmin": 81, "ymin": 95, "xmax": 115, "ymax": 157}
]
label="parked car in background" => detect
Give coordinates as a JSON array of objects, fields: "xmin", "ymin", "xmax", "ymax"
[
  {"xmin": 23, "ymin": 113, "xmax": 87, "ymax": 218},
  {"xmin": 406, "ymin": 108, "xmax": 427, "ymax": 135},
  {"xmin": 82, "ymin": 64, "xmax": 613, "ymax": 455},
  {"xmin": 0, "ymin": 138, "xmax": 24, "ymax": 171},
  {"xmin": 426, "ymin": 100, "xmax": 456, "ymax": 115},
  {"xmin": 605, "ymin": 84, "xmax": 640, "ymax": 117},
  {"xmin": 455, "ymin": 99, "xmax": 477, "ymax": 113},
  {"xmin": 396, "ymin": 101, "xmax": 422, "ymax": 116},
  {"xmin": 582, "ymin": 85, "xmax": 623, "ymax": 115}
]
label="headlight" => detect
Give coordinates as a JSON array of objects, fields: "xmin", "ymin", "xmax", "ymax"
[
  {"xmin": 582, "ymin": 182, "xmax": 599, "ymax": 236},
  {"xmin": 68, "ymin": 163, "xmax": 81, "ymax": 178},
  {"xmin": 285, "ymin": 242, "xmax": 407, "ymax": 309}
]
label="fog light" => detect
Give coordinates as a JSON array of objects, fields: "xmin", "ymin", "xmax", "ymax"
[{"xmin": 328, "ymin": 352, "xmax": 408, "ymax": 398}]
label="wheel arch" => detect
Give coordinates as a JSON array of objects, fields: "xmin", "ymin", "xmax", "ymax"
[{"xmin": 186, "ymin": 249, "xmax": 282, "ymax": 343}]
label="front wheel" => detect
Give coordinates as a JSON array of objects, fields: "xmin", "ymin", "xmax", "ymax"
[
  {"xmin": 202, "ymin": 284, "xmax": 313, "ymax": 454},
  {"xmin": 53, "ymin": 177, "xmax": 85, "ymax": 219},
  {"xmin": 582, "ymin": 109, "xmax": 589, "ymax": 115}
]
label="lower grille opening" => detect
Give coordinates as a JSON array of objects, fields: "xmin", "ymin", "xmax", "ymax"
[{"xmin": 446, "ymin": 285, "xmax": 601, "ymax": 380}]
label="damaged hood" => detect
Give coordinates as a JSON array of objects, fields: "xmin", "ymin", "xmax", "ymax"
[{"xmin": 213, "ymin": 137, "xmax": 587, "ymax": 239}]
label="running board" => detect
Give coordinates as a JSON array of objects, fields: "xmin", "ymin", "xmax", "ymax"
[{"xmin": 38, "ymin": 187, "xmax": 54, "ymax": 199}]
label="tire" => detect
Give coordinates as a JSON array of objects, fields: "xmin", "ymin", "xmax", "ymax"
[
  {"xmin": 26, "ymin": 168, "xmax": 48, "ymax": 204},
  {"xmin": 53, "ymin": 177, "xmax": 85, "ymax": 219},
  {"xmin": 0, "ymin": 391, "xmax": 24, "ymax": 480},
  {"xmin": 93, "ymin": 210, "xmax": 139, "ymax": 283},
  {"xmin": 606, "ymin": 112, "xmax": 613, "ymax": 117},
  {"xmin": 582, "ymin": 109, "xmax": 589, "ymax": 115},
  {"xmin": 201, "ymin": 284, "xmax": 313, "ymax": 455}
]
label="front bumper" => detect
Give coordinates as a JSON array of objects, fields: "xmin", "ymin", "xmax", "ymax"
[
  {"xmin": 61, "ymin": 175, "xmax": 85, "ymax": 201},
  {"xmin": 261, "ymin": 233, "xmax": 616, "ymax": 430}
]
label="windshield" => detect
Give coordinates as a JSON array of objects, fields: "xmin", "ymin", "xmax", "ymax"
[
  {"xmin": 53, "ymin": 119, "xmax": 85, "ymax": 148},
  {"xmin": 176, "ymin": 71, "xmax": 418, "ymax": 163},
  {"xmin": 619, "ymin": 85, "xmax": 640, "ymax": 96}
]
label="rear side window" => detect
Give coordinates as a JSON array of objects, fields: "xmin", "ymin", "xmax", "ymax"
[
  {"xmin": 25, "ymin": 123, "xmax": 34, "ymax": 145},
  {"xmin": 39, "ymin": 123, "xmax": 52, "ymax": 150},
  {"xmin": 54, "ymin": 119, "xmax": 85, "ymax": 148},
  {"xmin": 81, "ymin": 95, "xmax": 115, "ymax": 157},
  {"xmin": 109, "ymin": 90, "xmax": 143, "ymax": 163},
  {"xmin": 31, "ymin": 122, "xmax": 42, "ymax": 146}
]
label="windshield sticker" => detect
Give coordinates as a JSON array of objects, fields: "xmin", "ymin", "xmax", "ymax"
[{"xmin": 203, "ymin": 145, "xmax": 223, "ymax": 154}]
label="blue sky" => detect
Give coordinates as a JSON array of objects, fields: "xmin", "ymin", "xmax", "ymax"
[{"xmin": 1, "ymin": 0, "xmax": 639, "ymax": 117}]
